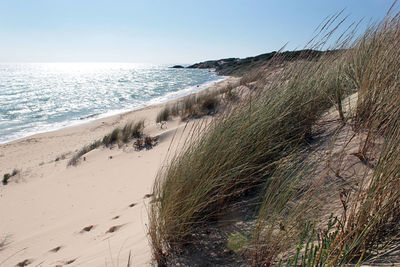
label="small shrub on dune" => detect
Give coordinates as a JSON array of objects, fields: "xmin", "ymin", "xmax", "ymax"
[
  {"xmin": 2, "ymin": 169, "xmax": 19, "ymax": 185},
  {"xmin": 122, "ymin": 120, "xmax": 144, "ymax": 143},
  {"xmin": 2, "ymin": 174, "xmax": 11, "ymax": 185},
  {"xmin": 133, "ymin": 138, "xmax": 144, "ymax": 150},
  {"xmin": 134, "ymin": 135, "xmax": 157, "ymax": 150},
  {"xmin": 144, "ymin": 136, "xmax": 156, "ymax": 148}
]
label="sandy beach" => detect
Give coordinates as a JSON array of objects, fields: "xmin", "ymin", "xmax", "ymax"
[{"xmin": 0, "ymin": 77, "xmax": 236, "ymax": 267}]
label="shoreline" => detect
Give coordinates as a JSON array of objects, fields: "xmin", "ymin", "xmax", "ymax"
[
  {"xmin": 0, "ymin": 75, "xmax": 228, "ymax": 145},
  {"xmin": 0, "ymin": 76, "xmax": 238, "ymax": 267},
  {"xmin": 1, "ymin": 76, "xmax": 236, "ymax": 170}
]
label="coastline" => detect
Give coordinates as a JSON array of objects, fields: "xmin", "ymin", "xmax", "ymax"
[
  {"xmin": 0, "ymin": 74, "xmax": 228, "ymax": 145},
  {"xmin": 0, "ymin": 76, "xmax": 238, "ymax": 267}
]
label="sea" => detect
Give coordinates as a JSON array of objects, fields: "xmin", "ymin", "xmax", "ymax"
[{"xmin": 0, "ymin": 63, "xmax": 225, "ymax": 144}]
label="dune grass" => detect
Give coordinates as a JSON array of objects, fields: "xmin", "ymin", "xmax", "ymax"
[
  {"xmin": 156, "ymin": 90, "xmax": 226, "ymax": 125},
  {"xmin": 149, "ymin": 9, "xmax": 400, "ymax": 266},
  {"xmin": 149, "ymin": 50, "xmax": 349, "ymax": 263},
  {"xmin": 156, "ymin": 107, "xmax": 170, "ymax": 124},
  {"xmin": 250, "ymin": 12, "xmax": 400, "ymax": 266},
  {"xmin": 68, "ymin": 120, "xmax": 144, "ymax": 166},
  {"xmin": 68, "ymin": 140, "xmax": 102, "ymax": 166}
]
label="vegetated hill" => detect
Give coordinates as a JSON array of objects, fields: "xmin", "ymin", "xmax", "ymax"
[{"xmin": 187, "ymin": 49, "xmax": 338, "ymax": 76}]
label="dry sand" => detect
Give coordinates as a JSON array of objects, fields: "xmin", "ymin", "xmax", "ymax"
[{"xmin": 0, "ymin": 77, "xmax": 237, "ymax": 267}]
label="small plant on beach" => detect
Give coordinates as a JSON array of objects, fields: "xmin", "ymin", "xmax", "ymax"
[
  {"xmin": 68, "ymin": 140, "xmax": 102, "ymax": 166},
  {"xmin": 55, "ymin": 153, "xmax": 67, "ymax": 162},
  {"xmin": 102, "ymin": 128, "xmax": 120, "ymax": 147},
  {"xmin": 133, "ymin": 138, "xmax": 144, "ymax": 150},
  {"xmin": 156, "ymin": 107, "xmax": 171, "ymax": 124},
  {"xmin": 144, "ymin": 136, "xmax": 156, "ymax": 147},
  {"xmin": 122, "ymin": 120, "xmax": 144, "ymax": 143},
  {"xmin": 2, "ymin": 169, "xmax": 19, "ymax": 185},
  {"xmin": 134, "ymin": 135, "xmax": 157, "ymax": 150},
  {"xmin": 2, "ymin": 174, "xmax": 11, "ymax": 185}
]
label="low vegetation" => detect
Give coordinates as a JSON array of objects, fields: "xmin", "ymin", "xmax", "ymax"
[
  {"xmin": 134, "ymin": 135, "xmax": 157, "ymax": 150},
  {"xmin": 156, "ymin": 107, "xmax": 170, "ymax": 124},
  {"xmin": 156, "ymin": 83, "xmax": 242, "ymax": 125},
  {"xmin": 2, "ymin": 169, "xmax": 19, "ymax": 185},
  {"xmin": 68, "ymin": 140, "xmax": 102, "ymax": 166},
  {"xmin": 149, "ymin": 10, "xmax": 400, "ymax": 266},
  {"xmin": 68, "ymin": 120, "xmax": 144, "ymax": 166}
]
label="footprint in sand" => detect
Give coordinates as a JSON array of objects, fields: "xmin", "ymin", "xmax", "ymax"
[
  {"xmin": 16, "ymin": 259, "xmax": 32, "ymax": 266},
  {"xmin": 144, "ymin": 193, "xmax": 153, "ymax": 199},
  {"xmin": 80, "ymin": 225, "xmax": 95, "ymax": 233},
  {"xmin": 55, "ymin": 258, "xmax": 77, "ymax": 266},
  {"xmin": 128, "ymin": 203, "xmax": 136, "ymax": 207},
  {"xmin": 49, "ymin": 245, "xmax": 62, "ymax": 253},
  {"xmin": 65, "ymin": 258, "xmax": 76, "ymax": 265},
  {"xmin": 106, "ymin": 225, "xmax": 124, "ymax": 233},
  {"xmin": 112, "ymin": 215, "xmax": 120, "ymax": 220}
]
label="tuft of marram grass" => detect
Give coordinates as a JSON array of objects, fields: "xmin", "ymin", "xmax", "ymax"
[
  {"xmin": 121, "ymin": 120, "xmax": 144, "ymax": 143},
  {"xmin": 156, "ymin": 107, "xmax": 170, "ymax": 124}
]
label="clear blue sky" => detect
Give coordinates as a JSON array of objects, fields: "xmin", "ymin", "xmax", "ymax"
[{"xmin": 0, "ymin": 0, "xmax": 394, "ymax": 64}]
